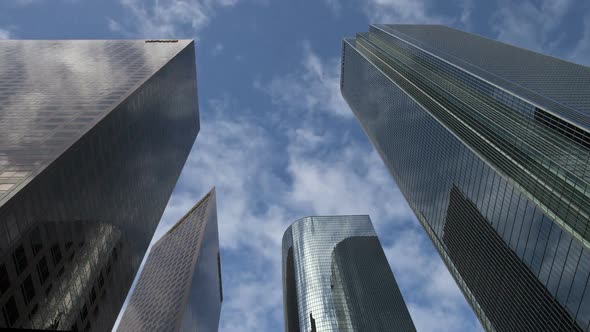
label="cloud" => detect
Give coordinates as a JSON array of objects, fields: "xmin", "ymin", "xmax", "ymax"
[
  {"xmin": 323, "ymin": 0, "xmax": 342, "ymax": 15},
  {"xmin": 286, "ymin": 128, "xmax": 412, "ymax": 227},
  {"xmin": 211, "ymin": 42, "xmax": 224, "ymax": 55},
  {"xmin": 109, "ymin": 0, "xmax": 241, "ymax": 38},
  {"xmin": 569, "ymin": 13, "xmax": 590, "ymax": 66},
  {"xmin": 0, "ymin": 29, "xmax": 10, "ymax": 39},
  {"xmin": 12, "ymin": 0, "xmax": 40, "ymax": 5},
  {"xmin": 491, "ymin": 0, "xmax": 575, "ymax": 53},
  {"xmin": 323, "ymin": 0, "xmax": 474, "ymax": 32},
  {"xmin": 359, "ymin": 0, "xmax": 453, "ymax": 25},
  {"xmin": 255, "ymin": 41, "xmax": 351, "ymax": 119},
  {"xmin": 382, "ymin": 228, "xmax": 483, "ymax": 331}
]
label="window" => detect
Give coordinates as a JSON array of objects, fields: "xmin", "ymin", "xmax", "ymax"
[
  {"xmin": 12, "ymin": 245, "xmax": 27, "ymax": 275},
  {"xmin": 217, "ymin": 252, "xmax": 223, "ymax": 302},
  {"xmin": 20, "ymin": 275, "xmax": 35, "ymax": 305},
  {"xmin": 0, "ymin": 264, "xmax": 10, "ymax": 296},
  {"xmin": 28, "ymin": 303, "xmax": 38, "ymax": 320},
  {"xmin": 111, "ymin": 247, "xmax": 118, "ymax": 261},
  {"xmin": 29, "ymin": 229, "xmax": 43, "ymax": 256},
  {"xmin": 2, "ymin": 296, "xmax": 19, "ymax": 327},
  {"xmin": 36, "ymin": 257, "xmax": 49, "ymax": 285},
  {"xmin": 79, "ymin": 304, "xmax": 88, "ymax": 321},
  {"xmin": 310, "ymin": 312, "xmax": 317, "ymax": 332},
  {"xmin": 51, "ymin": 244, "xmax": 62, "ymax": 265},
  {"xmin": 89, "ymin": 287, "xmax": 96, "ymax": 304},
  {"xmin": 97, "ymin": 273, "xmax": 104, "ymax": 289},
  {"xmin": 45, "ymin": 283, "xmax": 53, "ymax": 296}
]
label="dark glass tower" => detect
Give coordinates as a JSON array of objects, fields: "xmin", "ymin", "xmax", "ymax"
[
  {"xmin": 0, "ymin": 40, "xmax": 199, "ymax": 330},
  {"xmin": 341, "ymin": 24, "xmax": 590, "ymax": 331},
  {"xmin": 117, "ymin": 188, "xmax": 222, "ymax": 332},
  {"xmin": 282, "ymin": 215, "xmax": 416, "ymax": 332}
]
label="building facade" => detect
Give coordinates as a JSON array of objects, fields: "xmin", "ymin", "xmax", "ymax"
[
  {"xmin": 0, "ymin": 40, "xmax": 199, "ymax": 330},
  {"xmin": 341, "ymin": 24, "xmax": 590, "ymax": 331},
  {"xmin": 282, "ymin": 215, "xmax": 415, "ymax": 332},
  {"xmin": 117, "ymin": 188, "xmax": 222, "ymax": 332}
]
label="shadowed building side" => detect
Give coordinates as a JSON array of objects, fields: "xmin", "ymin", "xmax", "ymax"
[
  {"xmin": 331, "ymin": 236, "xmax": 416, "ymax": 332},
  {"xmin": 284, "ymin": 246, "xmax": 300, "ymax": 332},
  {"xmin": 443, "ymin": 186, "xmax": 581, "ymax": 332}
]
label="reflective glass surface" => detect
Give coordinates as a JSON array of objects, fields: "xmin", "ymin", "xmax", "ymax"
[
  {"xmin": 341, "ymin": 25, "xmax": 590, "ymax": 331},
  {"xmin": 282, "ymin": 215, "xmax": 415, "ymax": 332},
  {"xmin": 0, "ymin": 40, "xmax": 199, "ymax": 330},
  {"xmin": 117, "ymin": 189, "xmax": 222, "ymax": 332}
]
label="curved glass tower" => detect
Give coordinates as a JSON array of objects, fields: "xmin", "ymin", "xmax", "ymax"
[
  {"xmin": 341, "ymin": 24, "xmax": 590, "ymax": 331},
  {"xmin": 281, "ymin": 215, "xmax": 415, "ymax": 332}
]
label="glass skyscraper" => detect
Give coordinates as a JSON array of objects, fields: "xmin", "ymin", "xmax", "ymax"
[
  {"xmin": 117, "ymin": 188, "xmax": 222, "ymax": 332},
  {"xmin": 282, "ymin": 215, "xmax": 416, "ymax": 332},
  {"xmin": 341, "ymin": 24, "xmax": 590, "ymax": 331},
  {"xmin": 0, "ymin": 40, "xmax": 199, "ymax": 330}
]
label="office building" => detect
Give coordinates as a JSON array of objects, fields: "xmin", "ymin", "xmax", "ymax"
[
  {"xmin": 117, "ymin": 188, "xmax": 222, "ymax": 332},
  {"xmin": 341, "ymin": 25, "xmax": 590, "ymax": 331},
  {"xmin": 282, "ymin": 215, "xmax": 415, "ymax": 332},
  {"xmin": 0, "ymin": 40, "xmax": 199, "ymax": 330}
]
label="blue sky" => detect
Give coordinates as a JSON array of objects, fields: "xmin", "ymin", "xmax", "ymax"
[{"xmin": 2, "ymin": 0, "xmax": 590, "ymax": 331}]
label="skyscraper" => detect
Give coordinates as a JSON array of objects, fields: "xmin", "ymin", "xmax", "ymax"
[
  {"xmin": 282, "ymin": 215, "xmax": 416, "ymax": 332},
  {"xmin": 341, "ymin": 24, "xmax": 590, "ymax": 331},
  {"xmin": 0, "ymin": 40, "xmax": 199, "ymax": 330},
  {"xmin": 117, "ymin": 188, "xmax": 222, "ymax": 332}
]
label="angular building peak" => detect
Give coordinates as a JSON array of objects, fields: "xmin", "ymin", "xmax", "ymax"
[
  {"xmin": 117, "ymin": 188, "xmax": 222, "ymax": 332},
  {"xmin": 0, "ymin": 39, "xmax": 195, "ymax": 205}
]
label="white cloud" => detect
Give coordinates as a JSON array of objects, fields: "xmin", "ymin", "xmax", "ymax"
[
  {"xmin": 0, "ymin": 29, "xmax": 10, "ymax": 39},
  {"xmin": 286, "ymin": 130, "xmax": 412, "ymax": 227},
  {"xmin": 323, "ymin": 0, "xmax": 474, "ymax": 33},
  {"xmin": 491, "ymin": 0, "xmax": 575, "ymax": 53},
  {"xmin": 256, "ymin": 41, "xmax": 351, "ymax": 118},
  {"xmin": 13, "ymin": 0, "xmax": 40, "ymax": 5},
  {"xmin": 569, "ymin": 14, "xmax": 590, "ymax": 66},
  {"xmin": 211, "ymin": 42, "xmax": 224, "ymax": 55},
  {"xmin": 360, "ymin": 0, "xmax": 452, "ymax": 25},
  {"xmin": 459, "ymin": 0, "xmax": 474, "ymax": 28},
  {"xmin": 409, "ymin": 302, "xmax": 483, "ymax": 332},
  {"xmin": 382, "ymin": 228, "xmax": 483, "ymax": 331},
  {"xmin": 109, "ymin": 0, "xmax": 241, "ymax": 38},
  {"xmin": 323, "ymin": 0, "xmax": 342, "ymax": 15}
]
